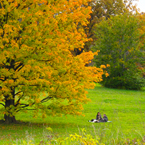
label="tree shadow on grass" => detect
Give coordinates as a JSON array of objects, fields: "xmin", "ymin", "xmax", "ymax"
[{"xmin": 0, "ymin": 119, "xmax": 75, "ymax": 128}]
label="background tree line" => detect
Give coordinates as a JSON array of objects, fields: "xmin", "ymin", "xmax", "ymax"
[{"xmin": 80, "ymin": 0, "xmax": 145, "ymax": 90}]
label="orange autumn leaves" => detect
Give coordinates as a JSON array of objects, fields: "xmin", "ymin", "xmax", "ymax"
[{"xmin": 0, "ymin": 0, "xmax": 108, "ymax": 120}]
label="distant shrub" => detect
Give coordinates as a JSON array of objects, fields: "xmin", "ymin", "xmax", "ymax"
[{"xmin": 101, "ymin": 70, "xmax": 145, "ymax": 90}]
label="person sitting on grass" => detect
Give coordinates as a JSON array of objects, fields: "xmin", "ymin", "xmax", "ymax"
[
  {"xmin": 89, "ymin": 112, "xmax": 108, "ymax": 123},
  {"xmin": 95, "ymin": 112, "xmax": 102, "ymax": 122},
  {"xmin": 90, "ymin": 112, "xmax": 102, "ymax": 123},
  {"xmin": 101, "ymin": 114, "xmax": 108, "ymax": 122}
]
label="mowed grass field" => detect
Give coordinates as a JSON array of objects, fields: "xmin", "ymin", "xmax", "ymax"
[{"xmin": 0, "ymin": 84, "xmax": 145, "ymax": 144}]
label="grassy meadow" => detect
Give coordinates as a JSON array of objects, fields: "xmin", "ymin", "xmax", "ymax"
[{"xmin": 0, "ymin": 84, "xmax": 145, "ymax": 144}]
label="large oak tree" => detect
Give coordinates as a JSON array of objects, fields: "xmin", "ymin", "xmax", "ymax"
[{"xmin": 0, "ymin": 0, "xmax": 107, "ymax": 123}]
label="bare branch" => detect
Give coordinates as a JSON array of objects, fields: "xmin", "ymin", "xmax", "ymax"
[
  {"xmin": 15, "ymin": 94, "xmax": 24, "ymax": 107},
  {"xmin": 16, "ymin": 108, "xmax": 36, "ymax": 112},
  {"xmin": 0, "ymin": 103, "xmax": 5, "ymax": 107},
  {"xmin": 15, "ymin": 102, "xmax": 35, "ymax": 112},
  {"xmin": 20, "ymin": 102, "xmax": 35, "ymax": 108},
  {"xmin": 40, "ymin": 96, "xmax": 52, "ymax": 103},
  {"xmin": 15, "ymin": 91, "xmax": 22, "ymax": 96}
]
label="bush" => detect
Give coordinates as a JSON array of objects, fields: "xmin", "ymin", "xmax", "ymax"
[{"xmin": 101, "ymin": 69, "xmax": 145, "ymax": 90}]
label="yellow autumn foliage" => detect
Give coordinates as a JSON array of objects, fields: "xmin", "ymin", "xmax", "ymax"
[{"xmin": 0, "ymin": 0, "xmax": 107, "ymax": 123}]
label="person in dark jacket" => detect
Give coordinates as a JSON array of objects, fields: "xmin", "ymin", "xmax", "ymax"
[{"xmin": 101, "ymin": 114, "xmax": 108, "ymax": 122}]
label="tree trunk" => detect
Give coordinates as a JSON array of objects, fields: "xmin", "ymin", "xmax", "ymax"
[
  {"xmin": 4, "ymin": 114, "xmax": 16, "ymax": 124},
  {"xmin": 4, "ymin": 95, "xmax": 16, "ymax": 124}
]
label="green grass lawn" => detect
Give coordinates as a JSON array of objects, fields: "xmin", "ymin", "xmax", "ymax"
[{"xmin": 0, "ymin": 84, "xmax": 145, "ymax": 144}]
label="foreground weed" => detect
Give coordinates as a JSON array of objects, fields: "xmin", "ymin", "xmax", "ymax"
[
  {"xmin": 13, "ymin": 140, "xmax": 34, "ymax": 145},
  {"xmin": 123, "ymin": 136, "xmax": 145, "ymax": 145},
  {"xmin": 12, "ymin": 128, "xmax": 104, "ymax": 145},
  {"xmin": 53, "ymin": 128, "xmax": 104, "ymax": 145}
]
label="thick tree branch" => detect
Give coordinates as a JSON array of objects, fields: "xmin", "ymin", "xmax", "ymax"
[
  {"xmin": 14, "ymin": 62, "xmax": 24, "ymax": 72},
  {"xmin": 15, "ymin": 95, "xmax": 53, "ymax": 112},
  {"xmin": 0, "ymin": 78, "xmax": 5, "ymax": 81},
  {"xmin": 15, "ymin": 94, "xmax": 24, "ymax": 107}
]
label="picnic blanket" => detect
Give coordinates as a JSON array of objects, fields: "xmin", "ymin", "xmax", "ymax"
[{"xmin": 88, "ymin": 120, "xmax": 112, "ymax": 123}]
